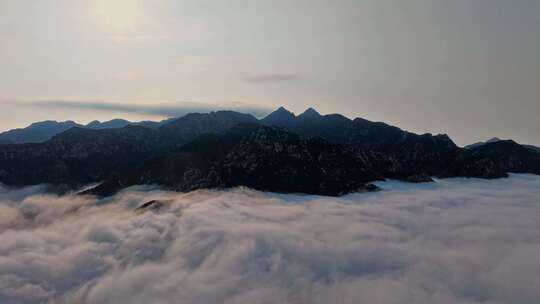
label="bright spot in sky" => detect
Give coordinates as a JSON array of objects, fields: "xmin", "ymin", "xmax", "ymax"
[{"xmin": 92, "ymin": 0, "xmax": 146, "ymax": 35}]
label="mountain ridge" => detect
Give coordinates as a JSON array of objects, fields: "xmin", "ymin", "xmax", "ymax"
[
  {"xmin": 1, "ymin": 107, "xmax": 539, "ymax": 196},
  {"xmin": 0, "ymin": 118, "xmax": 167, "ymax": 144}
]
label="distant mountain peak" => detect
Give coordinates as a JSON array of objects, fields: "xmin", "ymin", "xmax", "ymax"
[
  {"xmin": 465, "ymin": 137, "xmax": 503, "ymax": 150},
  {"xmin": 264, "ymin": 106, "xmax": 295, "ymax": 117},
  {"xmin": 30, "ymin": 120, "xmax": 77, "ymax": 127},
  {"xmin": 86, "ymin": 119, "xmax": 132, "ymax": 130},
  {"xmin": 86, "ymin": 120, "xmax": 101, "ymax": 126},
  {"xmin": 299, "ymin": 107, "xmax": 321, "ymax": 118},
  {"xmin": 261, "ymin": 107, "xmax": 296, "ymax": 126},
  {"xmin": 276, "ymin": 106, "xmax": 292, "ymax": 113},
  {"xmin": 0, "ymin": 120, "xmax": 81, "ymax": 144}
]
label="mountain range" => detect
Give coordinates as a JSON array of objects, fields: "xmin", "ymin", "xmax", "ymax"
[
  {"xmin": 0, "ymin": 119, "xmax": 168, "ymax": 144},
  {"xmin": 1, "ymin": 107, "xmax": 539, "ymax": 196}
]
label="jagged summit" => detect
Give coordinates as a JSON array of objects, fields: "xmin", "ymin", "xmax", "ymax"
[
  {"xmin": 276, "ymin": 106, "xmax": 293, "ymax": 113},
  {"xmin": 261, "ymin": 106, "xmax": 296, "ymax": 127},
  {"xmin": 299, "ymin": 107, "xmax": 321, "ymax": 118},
  {"xmin": 272, "ymin": 106, "xmax": 295, "ymax": 116}
]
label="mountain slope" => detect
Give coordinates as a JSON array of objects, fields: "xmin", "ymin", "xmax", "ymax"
[
  {"xmin": 0, "ymin": 120, "xmax": 81, "ymax": 144},
  {"xmin": 261, "ymin": 107, "xmax": 461, "ymax": 176},
  {"xmin": 0, "ymin": 118, "xmax": 167, "ymax": 144},
  {"xmin": 0, "ymin": 126, "xmax": 157, "ymax": 188},
  {"xmin": 87, "ymin": 124, "xmax": 383, "ymax": 197},
  {"xmin": 465, "ymin": 137, "xmax": 540, "ymax": 155},
  {"xmin": 156, "ymin": 111, "xmax": 258, "ymax": 148},
  {"xmin": 464, "ymin": 137, "xmax": 502, "ymax": 150},
  {"xmin": 523, "ymin": 144, "xmax": 540, "ymax": 154},
  {"xmin": 260, "ymin": 106, "xmax": 296, "ymax": 128},
  {"xmin": 0, "ymin": 111, "xmax": 260, "ymax": 188},
  {"xmin": 86, "ymin": 119, "xmax": 164, "ymax": 130},
  {"xmin": 446, "ymin": 140, "xmax": 540, "ymax": 178},
  {"xmin": 86, "ymin": 123, "xmax": 540, "ymax": 198}
]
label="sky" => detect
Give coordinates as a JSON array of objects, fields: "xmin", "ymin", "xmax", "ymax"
[
  {"xmin": 0, "ymin": 0, "xmax": 539, "ymax": 146},
  {"xmin": 1, "ymin": 174, "xmax": 540, "ymax": 303}
]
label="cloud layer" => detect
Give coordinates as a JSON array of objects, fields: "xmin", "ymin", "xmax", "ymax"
[
  {"xmin": 244, "ymin": 73, "xmax": 303, "ymax": 84},
  {"xmin": 1, "ymin": 175, "xmax": 540, "ymax": 304},
  {"xmin": 23, "ymin": 100, "xmax": 272, "ymax": 119}
]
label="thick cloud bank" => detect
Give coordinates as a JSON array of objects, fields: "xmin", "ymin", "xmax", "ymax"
[{"xmin": 1, "ymin": 175, "xmax": 540, "ymax": 304}]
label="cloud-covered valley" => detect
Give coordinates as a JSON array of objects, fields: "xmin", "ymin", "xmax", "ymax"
[{"xmin": 1, "ymin": 175, "xmax": 540, "ymax": 304}]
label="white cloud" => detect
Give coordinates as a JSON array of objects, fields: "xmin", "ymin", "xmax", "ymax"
[{"xmin": 0, "ymin": 175, "xmax": 539, "ymax": 303}]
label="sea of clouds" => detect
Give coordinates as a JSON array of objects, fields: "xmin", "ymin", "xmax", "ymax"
[{"xmin": 1, "ymin": 175, "xmax": 540, "ymax": 304}]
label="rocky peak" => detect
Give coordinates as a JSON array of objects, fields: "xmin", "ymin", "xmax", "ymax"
[
  {"xmin": 299, "ymin": 107, "xmax": 321, "ymax": 118},
  {"xmin": 276, "ymin": 106, "xmax": 292, "ymax": 113},
  {"xmin": 261, "ymin": 106, "xmax": 296, "ymax": 126},
  {"xmin": 268, "ymin": 106, "xmax": 295, "ymax": 118}
]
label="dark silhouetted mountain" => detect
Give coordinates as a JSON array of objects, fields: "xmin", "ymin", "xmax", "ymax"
[
  {"xmin": 211, "ymin": 125, "xmax": 382, "ymax": 195},
  {"xmin": 261, "ymin": 107, "xmax": 353, "ymax": 142},
  {"xmin": 0, "ymin": 118, "xmax": 168, "ymax": 144},
  {"xmin": 261, "ymin": 107, "xmax": 455, "ymax": 149},
  {"xmin": 86, "ymin": 119, "xmax": 132, "ymax": 129},
  {"xmin": 446, "ymin": 140, "xmax": 540, "ymax": 178},
  {"xmin": 0, "ymin": 126, "xmax": 158, "ymax": 188},
  {"xmin": 464, "ymin": 137, "xmax": 502, "ymax": 150},
  {"xmin": 260, "ymin": 106, "xmax": 296, "ymax": 128},
  {"xmin": 343, "ymin": 118, "xmax": 410, "ymax": 147},
  {"xmin": 296, "ymin": 113, "xmax": 352, "ymax": 143},
  {"xmin": 298, "ymin": 107, "xmax": 322, "ymax": 119},
  {"xmin": 86, "ymin": 122, "xmax": 540, "ymax": 197},
  {"xmin": 86, "ymin": 119, "xmax": 164, "ymax": 130},
  {"xmin": 261, "ymin": 107, "xmax": 461, "ymax": 177},
  {"xmin": 0, "ymin": 120, "xmax": 80, "ymax": 144},
  {"xmin": 87, "ymin": 124, "xmax": 383, "ymax": 197},
  {"xmin": 465, "ymin": 137, "xmax": 540, "ymax": 155},
  {"xmin": 1, "ymin": 108, "xmax": 540, "ymax": 196},
  {"xmin": 156, "ymin": 111, "xmax": 258, "ymax": 148},
  {"xmin": 0, "ymin": 111, "xmax": 259, "ymax": 189},
  {"xmin": 523, "ymin": 144, "xmax": 540, "ymax": 154}
]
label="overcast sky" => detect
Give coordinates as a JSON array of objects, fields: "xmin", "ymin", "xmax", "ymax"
[{"xmin": 1, "ymin": 0, "xmax": 539, "ymax": 146}]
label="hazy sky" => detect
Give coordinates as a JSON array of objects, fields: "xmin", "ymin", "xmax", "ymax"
[{"xmin": 0, "ymin": 0, "xmax": 539, "ymax": 146}]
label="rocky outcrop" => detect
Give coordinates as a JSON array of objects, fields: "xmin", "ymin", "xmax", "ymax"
[
  {"xmin": 135, "ymin": 199, "xmax": 173, "ymax": 213},
  {"xmin": 85, "ymin": 124, "xmax": 540, "ymax": 198},
  {"xmin": 404, "ymin": 174, "xmax": 434, "ymax": 183},
  {"xmin": 444, "ymin": 140, "xmax": 540, "ymax": 178},
  {"xmin": 87, "ymin": 124, "xmax": 384, "ymax": 197}
]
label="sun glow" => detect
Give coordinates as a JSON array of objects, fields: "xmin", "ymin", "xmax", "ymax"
[{"xmin": 92, "ymin": 0, "xmax": 146, "ymax": 35}]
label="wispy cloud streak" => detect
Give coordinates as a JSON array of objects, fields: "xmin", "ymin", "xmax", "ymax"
[
  {"xmin": 245, "ymin": 73, "xmax": 303, "ymax": 83},
  {"xmin": 24, "ymin": 100, "xmax": 273, "ymax": 118}
]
